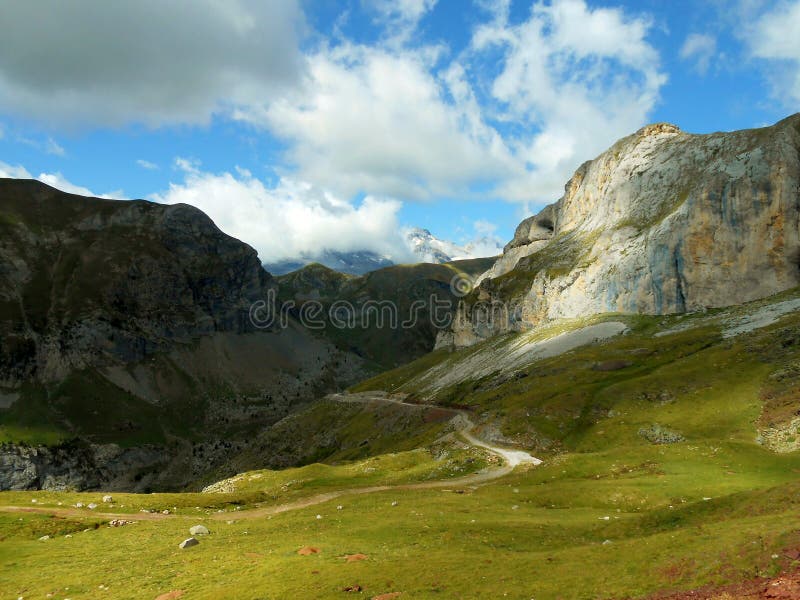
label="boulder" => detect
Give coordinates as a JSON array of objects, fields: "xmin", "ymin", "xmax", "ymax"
[
  {"xmin": 179, "ymin": 537, "xmax": 199, "ymax": 549},
  {"xmin": 189, "ymin": 525, "xmax": 210, "ymax": 536}
]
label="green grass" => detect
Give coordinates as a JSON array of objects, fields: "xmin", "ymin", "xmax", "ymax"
[{"xmin": 4, "ymin": 291, "xmax": 800, "ymax": 598}]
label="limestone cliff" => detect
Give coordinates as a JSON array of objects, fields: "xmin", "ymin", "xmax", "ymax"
[{"xmin": 443, "ymin": 115, "xmax": 800, "ymax": 347}]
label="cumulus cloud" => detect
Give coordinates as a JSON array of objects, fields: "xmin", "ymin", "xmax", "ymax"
[
  {"xmin": 239, "ymin": 0, "xmax": 664, "ymax": 206},
  {"xmin": 468, "ymin": 0, "xmax": 666, "ymax": 202},
  {"xmin": 745, "ymin": 0, "xmax": 800, "ymax": 106},
  {"xmin": 0, "ymin": 0, "xmax": 305, "ymax": 127},
  {"xmin": 0, "ymin": 160, "xmax": 124, "ymax": 198},
  {"xmin": 239, "ymin": 42, "xmax": 516, "ymax": 200},
  {"xmin": 680, "ymin": 33, "xmax": 717, "ymax": 75},
  {"xmin": 151, "ymin": 163, "xmax": 414, "ymax": 263}
]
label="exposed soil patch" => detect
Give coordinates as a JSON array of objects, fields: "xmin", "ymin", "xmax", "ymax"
[
  {"xmin": 154, "ymin": 592, "xmax": 185, "ymax": 600},
  {"xmin": 297, "ymin": 546, "xmax": 320, "ymax": 555},
  {"xmin": 344, "ymin": 553, "xmax": 368, "ymax": 562},
  {"xmin": 643, "ymin": 569, "xmax": 800, "ymax": 599}
]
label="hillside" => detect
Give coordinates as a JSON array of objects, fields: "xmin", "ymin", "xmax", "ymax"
[
  {"xmin": 0, "ymin": 179, "xmax": 493, "ymax": 492},
  {"xmin": 0, "ymin": 179, "xmax": 368, "ymax": 491},
  {"xmin": 3, "ymin": 287, "xmax": 800, "ymax": 598},
  {"xmin": 276, "ymin": 258, "xmax": 493, "ymax": 370}
]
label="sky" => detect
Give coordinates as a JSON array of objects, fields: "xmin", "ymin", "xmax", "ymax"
[{"xmin": 0, "ymin": 0, "xmax": 798, "ymax": 264}]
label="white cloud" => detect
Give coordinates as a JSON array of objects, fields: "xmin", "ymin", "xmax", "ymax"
[
  {"xmin": 680, "ymin": 33, "xmax": 717, "ymax": 75},
  {"xmin": 370, "ymin": 0, "xmax": 438, "ymax": 44},
  {"xmin": 240, "ymin": 42, "xmax": 516, "ymax": 200},
  {"xmin": 0, "ymin": 161, "xmax": 31, "ymax": 179},
  {"xmin": 745, "ymin": 0, "xmax": 800, "ymax": 105},
  {"xmin": 468, "ymin": 0, "xmax": 665, "ymax": 202},
  {"xmin": 152, "ymin": 166, "xmax": 414, "ymax": 263},
  {"xmin": 0, "ymin": 160, "xmax": 123, "ymax": 198},
  {"xmin": 45, "ymin": 138, "xmax": 65, "ymax": 157},
  {"xmin": 0, "ymin": 0, "xmax": 305, "ymax": 127},
  {"xmin": 136, "ymin": 159, "xmax": 159, "ymax": 171},
  {"xmin": 17, "ymin": 135, "xmax": 66, "ymax": 156},
  {"xmin": 237, "ymin": 0, "xmax": 664, "ymax": 207}
]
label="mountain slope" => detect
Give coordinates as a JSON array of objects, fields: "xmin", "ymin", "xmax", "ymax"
[
  {"xmin": 0, "ymin": 179, "xmax": 366, "ymax": 490},
  {"xmin": 443, "ymin": 115, "xmax": 800, "ymax": 347},
  {"xmin": 275, "ymin": 258, "xmax": 492, "ymax": 370}
]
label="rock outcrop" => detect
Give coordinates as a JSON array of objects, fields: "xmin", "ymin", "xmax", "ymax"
[{"xmin": 444, "ymin": 114, "xmax": 800, "ymax": 347}]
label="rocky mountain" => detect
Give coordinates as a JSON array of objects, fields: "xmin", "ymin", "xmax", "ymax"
[
  {"xmin": 404, "ymin": 227, "xmax": 503, "ymax": 264},
  {"xmin": 265, "ymin": 229, "xmax": 502, "ymax": 276},
  {"xmin": 441, "ymin": 114, "xmax": 800, "ymax": 348},
  {"xmin": 0, "ymin": 179, "xmax": 493, "ymax": 491},
  {"xmin": 264, "ymin": 249, "xmax": 394, "ymax": 276},
  {"xmin": 0, "ymin": 179, "xmax": 366, "ymax": 490}
]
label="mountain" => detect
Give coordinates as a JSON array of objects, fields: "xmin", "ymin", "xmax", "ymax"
[
  {"xmin": 264, "ymin": 249, "xmax": 394, "ymax": 276},
  {"xmin": 275, "ymin": 258, "xmax": 494, "ymax": 370},
  {"xmin": 440, "ymin": 114, "xmax": 800, "ymax": 348},
  {"xmin": 264, "ymin": 229, "xmax": 502, "ymax": 276},
  {"xmin": 0, "ymin": 179, "xmax": 491, "ymax": 491},
  {"xmin": 403, "ymin": 227, "xmax": 503, "ymax": 264},
  {"xmin": 0, "ymin": 179, "xmax": 368, "ymax": 490}
]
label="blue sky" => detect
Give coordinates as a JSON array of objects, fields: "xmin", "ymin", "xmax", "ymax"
[{"xmin": 1, "ymin": 0, "xmax": 798, "ymax": 264}]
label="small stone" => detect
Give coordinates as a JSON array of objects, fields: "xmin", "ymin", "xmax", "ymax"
[
  {"xmin": 189, "ymin": 525, "xmax": 210, "ymax": 536},
  {"xmin": 511, "ymin": 505, "xmax": 519, "ymax": 510},
  {"xmin": 87, "ymin": 503, "xmax": 98, "ymax": 510},
  {"xmin": 102, "ymin": 495, "xmax": 113, "ymax": 503},
  {"xmin": 602, "ymin": 539, "xmax": 612, "ymax": 545},
  {"xmin": 391, "ymin": 501, "xmax": 398, "ymax": 507},
  {"xmin": 179, "ymin": 537, "xmax": 199, "ymax": 549},
  {"xmin": 38, "ymin": 535, "xmax": 50, "ymax": 541},
  {"xmin": 162, "ymin": 509, "xmax": 171, "ymax": 515},
  {"xmin": 75, "ymin": 502, "xmax": 84, "ymax": 508},
  {"xmin": 337, "ymin": 505, "xmax": 343, "ymax": 510},
  {"xmin": 31, "ymin": 498, "xmax": 37, "ymax": 503},
  {"xmin": 316, "ymin": 514, "xmax": 322, "ymax": 520}
]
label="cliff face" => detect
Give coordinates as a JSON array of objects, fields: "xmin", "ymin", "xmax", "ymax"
[
  {"xmin": 444, "ymin": 115, "xmax": 800, "ymax": 348},
  {"xmin": 0, "ymin": 179, "xmax": 274, "ymax": 383}
]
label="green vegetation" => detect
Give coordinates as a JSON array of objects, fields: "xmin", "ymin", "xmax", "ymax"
[{"xmin": 4, "ymin": 290, "xmax": 800, "ymax": 598}]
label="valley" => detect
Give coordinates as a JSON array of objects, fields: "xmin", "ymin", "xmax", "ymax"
[{"xmin": 3, "ymin": 113, "xmax": 800, "ymax": 599}]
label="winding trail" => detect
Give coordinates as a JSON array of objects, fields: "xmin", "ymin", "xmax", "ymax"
[{"xmin": 0, "ymin": 393, "xmax": 541, "ymax": 522}]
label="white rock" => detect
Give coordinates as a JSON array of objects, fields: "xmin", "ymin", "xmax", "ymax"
[
  {"xmin": 87, "ymin": 503, "xmax": 98, "ymax": 510},
  {"xmin": 102, "ymin": 495, "xmax": 113, "ymax": 503},
  {"xmin": 38, "ymin": 535, "xmax": 50, "ymax": 541},
  {"xmin": 179, "ymin": 537, "xmax": 199, "ymax": 549},
  {"xmin": 189, "ymin": 525, "xmax": 210, "ymax": 536}
]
